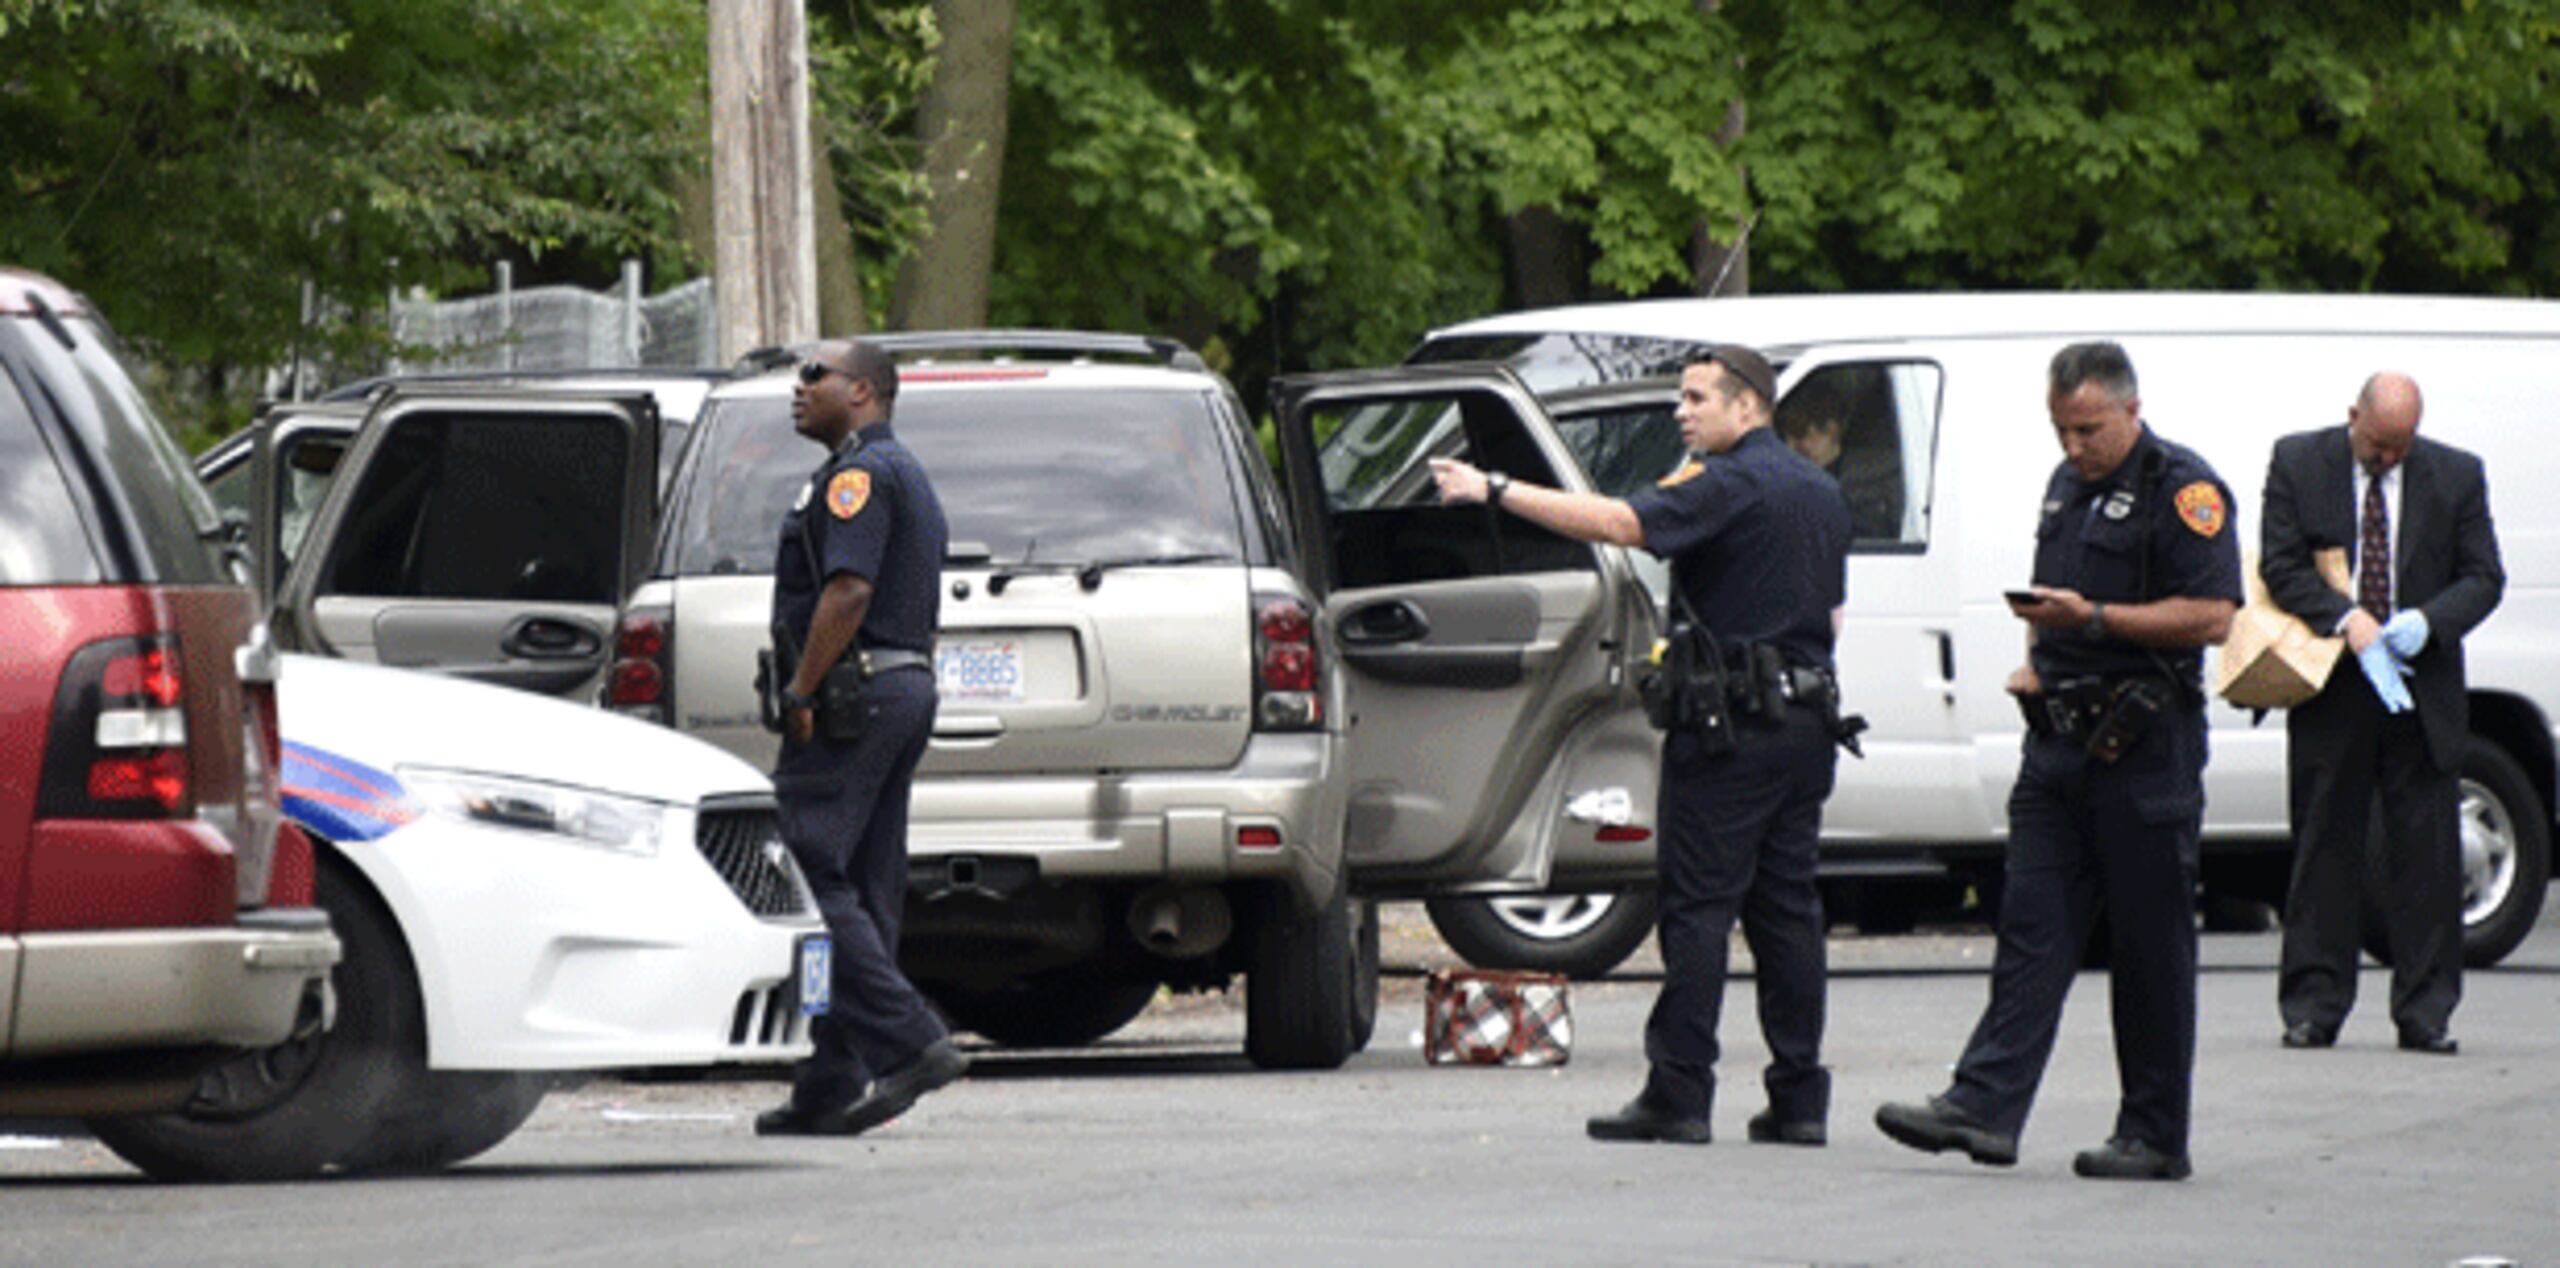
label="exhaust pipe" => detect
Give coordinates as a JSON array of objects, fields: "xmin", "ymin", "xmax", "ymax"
[{"xmin": 1127, "ymin": 884, "xmax": 1233, "ymax": 959}]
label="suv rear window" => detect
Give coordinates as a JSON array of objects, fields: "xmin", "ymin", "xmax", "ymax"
[
  {"xmin": 0, "ymin": 369, "xmax": 100, "ymax": 584},
  {"xmin": 0, "ymin": 317, "xmax": 227, "ymax": 585},
  {"xmin": 666, "ymin": 387, "xmax": 1250, "ymax": 576}
]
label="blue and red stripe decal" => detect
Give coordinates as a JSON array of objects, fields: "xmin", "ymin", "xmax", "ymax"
[{"xmin": 282, "ymin": 740, "xmax": 419, "ymax": 842}]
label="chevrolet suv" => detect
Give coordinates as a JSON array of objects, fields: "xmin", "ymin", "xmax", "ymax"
[
  {"xmin": 0, "ymin": 268, "xmax": 339, "ymax": 1167},
  {"xmin": 611, "ymin": 333, "xmax": 1670, "ymax": 1068}
]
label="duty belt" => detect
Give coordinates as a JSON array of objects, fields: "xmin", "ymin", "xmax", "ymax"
[
  {"xmin": 859, "ymin": 648, "xmax": 934, "ymax": 677},
  {"xmin": 1723, "ymin": 663, "xmax": 1837, "ymax": 708}
]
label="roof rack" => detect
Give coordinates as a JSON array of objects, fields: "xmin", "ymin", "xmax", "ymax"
[{"xmin": 733, "ymin": 330, "xmax": 1207, "ymax": 374}]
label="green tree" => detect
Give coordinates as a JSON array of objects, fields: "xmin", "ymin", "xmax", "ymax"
[
  {"xmin": 0, "ymin": 0, "xmax": 703, "ymax": 414},
  {"xmin": 1736, "ymin": 0, "xmax": 2560, "ymax": 294}
]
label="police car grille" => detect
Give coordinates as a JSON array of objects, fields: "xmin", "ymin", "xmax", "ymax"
[{"xmin": 695, "ymin": 808, "xmax": 808, "ymax": 917}]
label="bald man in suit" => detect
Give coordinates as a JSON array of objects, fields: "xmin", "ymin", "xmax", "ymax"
[{"xmin": 2259, "ymin": 372, "xmax": 2503, "ymax": 1055}]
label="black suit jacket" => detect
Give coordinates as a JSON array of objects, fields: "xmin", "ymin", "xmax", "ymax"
[{"xmin": 2260, "ymin": 425, "xmax": 2504, "ymax": 771}]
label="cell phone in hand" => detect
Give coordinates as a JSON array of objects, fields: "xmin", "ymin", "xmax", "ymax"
[{"xmin": 2003, "ymin": 588, "xmax": 2045, "ymax": 606}]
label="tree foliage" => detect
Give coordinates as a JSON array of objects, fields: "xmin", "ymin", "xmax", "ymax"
[
  {"xmin": 0, "ymin": 0, "xmax": 702, "ymax": 377},
  {"xmin": 1737, "ymin": 0, "xmax": 2560, "ymax": 294}
]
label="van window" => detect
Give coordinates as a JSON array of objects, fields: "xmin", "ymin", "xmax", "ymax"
[
  {"xmin": 318, "ymin": 413, "xmax": 627, "ymax": 602},
  {"xmin": 1306, "ymin": 389, "xmax": 1593, "ymax": 587},
  {"xmin": 0, "ymin": 371, "xmax": 102, "ymax": 584},
  {"xmin": 1775, "ymin": 361, "xmax": 1942, "ymax": 551}
]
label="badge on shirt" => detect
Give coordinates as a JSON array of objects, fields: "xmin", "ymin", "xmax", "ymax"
[
  {"xmin": 2102, "ymin": 490, "xmax": 2136, "ymax": 520},
  {"xmin": 1657, "ymin": 459, "xmax": 1705, "ymax": 489},
  {"xmin": 2174, "ymin": 480, "xmax": 2225, "ymax": 538},
  {"xmin": 827, "ymin": 469, "xmax": 873, "ymax": 520}
]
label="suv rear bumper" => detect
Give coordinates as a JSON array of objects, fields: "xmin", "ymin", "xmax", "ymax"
[
  {"xmin": 2, "ymin": 909, "xmax": 339, "ymax": 1059},
  {"xmin": 907, "ymin": 731, "xmax": 1345, "ymax": 909}
]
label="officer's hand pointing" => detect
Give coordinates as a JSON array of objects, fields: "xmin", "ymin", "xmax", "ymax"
[{"xmin": 1426, "ymin": 456, "xmax": 1488, "ymax": 505}]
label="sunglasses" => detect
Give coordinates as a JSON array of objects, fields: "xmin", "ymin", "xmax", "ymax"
[{"xmin": 798, "ymin": 361, "xmax": 851, "ymax": 386}]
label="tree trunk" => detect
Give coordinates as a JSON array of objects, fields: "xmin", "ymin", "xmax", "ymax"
[
  {"xmin": 889, "ymin": 0, "xmax": 1018, "ymax": 330},
  {"xmin": 1505, "ymin": 206, "xmax": 1583, "ymax": 310},
  {"xmin": 1690, "ymin": 0, "xmax": 1748, "ymax": 297},
  {"xmin": 812, "ymin": 116, "xmax": 866, "ymax": 336}
]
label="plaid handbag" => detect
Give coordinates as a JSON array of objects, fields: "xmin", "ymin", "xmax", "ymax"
[{"xmin": 1423, "ymin": 968, "xmax": 1572, "ymax": 1066}]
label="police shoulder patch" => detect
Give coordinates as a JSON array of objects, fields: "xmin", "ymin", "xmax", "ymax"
[
  {"xmin": 2174, "ymin": 480, "xmax": 2225, "ymax": 538},
  {"xmin": 827, "ymin": 468, "xmax": 873, "ymax": 520},
  {"xmin": 1657, "ymin": 459, "xmax": 1705, "ymax": 489}
]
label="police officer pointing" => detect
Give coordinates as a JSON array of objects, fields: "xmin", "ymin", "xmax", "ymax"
[
  {"xmin": 1431, "ymin": 345, "xmax": 1853, "ymax": 1146},
  {"xmin": 1876, "ymin": 341, "xmax": 2240, "ymax": 1180},
  {"xmin": 755, "ymin": 339, "xmax": 967, "ymax": 1138}
]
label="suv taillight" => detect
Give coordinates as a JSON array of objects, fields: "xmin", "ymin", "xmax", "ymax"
[
  {"xmin": 38, "ymin": 634, "xmax": 194, "ymax": 818},
  {"xmin": 605, "ymin": 604, "xmax": 673, "ymax": 725},
  {"xmin": 1252, "ymin": 594, "xmax": 1322, "ymax": 732}
]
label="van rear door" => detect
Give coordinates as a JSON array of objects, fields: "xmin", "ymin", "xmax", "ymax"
[
  {"xmin": 1272, "ymin": 366, "xmax": 1656, "ymax": 895},
  {"xmin": 276, "ymin": 387, "xmax": 658, "ymax": 699}
]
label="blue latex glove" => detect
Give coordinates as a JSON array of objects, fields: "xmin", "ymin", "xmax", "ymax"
[
  {"xmin": 2381, "ymin": 609, "xmax": 2430, "ymax": 660},
  {"xmin": 2358, "ymin": 640, "xmax": 2416, "ymax": 713}
]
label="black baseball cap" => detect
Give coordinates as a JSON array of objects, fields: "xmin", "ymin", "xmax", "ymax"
[{"xmin": 1695, "ymin": 344, "xmax": 1777, "ymax": 406}]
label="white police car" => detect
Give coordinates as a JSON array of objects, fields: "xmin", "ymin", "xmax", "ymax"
[{"xmin": 89, "ymin": 654, "xmax": 821, "ymax": 1180}]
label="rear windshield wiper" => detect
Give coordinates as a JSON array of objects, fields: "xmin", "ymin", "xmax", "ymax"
[{"xmin": 988, "ymin": 552, "xmax": 1235, "ymax": 594}]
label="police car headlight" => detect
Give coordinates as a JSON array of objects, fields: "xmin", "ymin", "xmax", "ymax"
[{"xmin": 399, "ymin": 767, "xmax": 667, "ymax": 856}]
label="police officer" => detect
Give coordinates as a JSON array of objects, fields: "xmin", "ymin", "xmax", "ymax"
[
  {"xmin": 1875, "ymin": 341, "xmax": 2240, "ymax": 1180},
  {"xmin": 755, "ymin": 339, "xmax": 967, "ymax": 1138},
  {"xmin": 1431, "ymin": 345, "xmax": 1852, "ymax": 1146}
]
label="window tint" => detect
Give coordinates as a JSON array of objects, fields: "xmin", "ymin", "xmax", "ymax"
[
  {"xmin": 0, "ymin": 369, "xmax": 101, "ymax": 584},
  {"xmin": 1774, "ymin": 361, "xmax": 1942, "ymax": 549},
  {"xmin": 203, "ymin": 431, "xmax": 347, "ymax": 571},
  {"xmin": 1555, "ymin": 403, "xmax": 1688, "ymax": 500},
  {"xmin": 320, "ymin": 413, "xmax": 627, "ymax": 602},
  {"xmin": 670, "ymin": 388, "xmax": 1248, "ymax": 577},
  {"xmin": 1410, "ymin": 333, "xmax": 1711, "ymax": 398},
  {"xmin": 0, "ymin": 317, "xmax": 225, "ymax": 583},
  {"xmin": 1303, "ymin": 389, "xmax": 1592, "ymax": 587}
]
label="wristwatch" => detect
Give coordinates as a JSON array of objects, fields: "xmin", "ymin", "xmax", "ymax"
[
  {"xmin": 780, "ymin": 689, "xmax": 822, "ymax": 714},
  {"xmin": 1485, "ymin": 470, "xmax": 1512, "ymax": 507},
  {"xmin": 2085, "ymin": 602, "xmax": 2108, "ymax": 638}
]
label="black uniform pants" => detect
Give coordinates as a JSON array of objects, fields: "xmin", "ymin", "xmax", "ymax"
[
  {"xmin": 772, "ymin": 668, "xmax": 947, "ymax": 1110},
  {"xmin": 1641, "ymin": 706, "xmax": 1836, "ymax": 1123},
  {"xmin": 2278, "ymin": 670, "xmax": 2463, "ymax": 1036},
  {"xmin": 1945, "ymin": 709, "xmax": 2205, "ymax": 1156}
]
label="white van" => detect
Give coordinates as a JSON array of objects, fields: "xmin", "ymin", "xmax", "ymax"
[{"xmin": 1336, "ymin": 292, "xmax": 2556, "ymax": 972}]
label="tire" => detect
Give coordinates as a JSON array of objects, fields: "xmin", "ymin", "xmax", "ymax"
[
  {"xmin": 344, "ymin": 1072, "xmax": 551, "ymax": 1175},
  {"xmin": 1347, "ymin": 898, "xmax": 1380, "ymax": 1054},
  {"xmin": 1424, "ymin": 890, "xmax": 1658, "ymax": 980},
  {"xmin": 2361, "ymin": 739, "xmax": 2552, "ymax": 969},
  {"xmin": 1245, "ymin": 887, "xmax": 1358, "ymax": 1070},
  {"xmin": 935, "ymin": 976, "xmax": 1161, "ymax": 1048},
  {"xmin": 90, "ymin": 863, "xmax": 422, "ymax": 1182}
]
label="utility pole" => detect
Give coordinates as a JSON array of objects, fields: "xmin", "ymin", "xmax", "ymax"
[{"xmin": 709, "ymin": 0, "xmax": 818, "ymax": 363}]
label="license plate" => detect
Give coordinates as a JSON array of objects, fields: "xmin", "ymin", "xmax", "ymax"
[
  {"xmin": 938, "ymin": 639, "xmax": 1025, "ymax": 704},
  {"xmin": 797, "ymin": 934, "xmax": 831, "ymax": 1016}
]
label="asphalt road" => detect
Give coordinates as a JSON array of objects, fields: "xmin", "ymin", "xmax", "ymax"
[{"xmin": 6, "ymin": 897, "xmax": 2556, "ymax": 1267}]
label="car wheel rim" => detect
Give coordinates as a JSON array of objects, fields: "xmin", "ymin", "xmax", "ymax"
[
  {"xmin": 2458, "ymin": 776, "xmax": 2517, "ymax": 928},
  {"xmin": 1488, "ymin": 894, "xmax": 1617, "ymax": 942},
  {"xmin": 181, "ymin": 993, "xmax": 330, "ymax": 1121}
]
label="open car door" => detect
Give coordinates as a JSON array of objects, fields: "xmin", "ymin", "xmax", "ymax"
[
  {"xmin": 1273, "ymin": 366, "xmax": 1661, "ymax": 896},
  {"xmin": 275, "ymin": 386, "xmax": 659, "ymax": 699}
]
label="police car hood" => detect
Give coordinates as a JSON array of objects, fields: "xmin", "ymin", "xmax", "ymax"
[{"xmin": 278, "ymin": 653, "xmax": 770, "ymax": 805}]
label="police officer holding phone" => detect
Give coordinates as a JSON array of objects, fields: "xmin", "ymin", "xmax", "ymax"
[
  {"xmin": 1877, "ymin": 341, "xmax": 2240, "ymax": 1180},
  {"xmin": 1431, "ymin": 345, "xmax": 1853, "ymax": 1147},
  {"xmin": 754, "ymin": 339, "xmax": 967, "ymax": 1138}
]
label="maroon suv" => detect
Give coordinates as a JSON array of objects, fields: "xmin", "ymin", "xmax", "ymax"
[{"xmin": 0, "ymin": 268, "xmax": 337, "ymax": 1140}]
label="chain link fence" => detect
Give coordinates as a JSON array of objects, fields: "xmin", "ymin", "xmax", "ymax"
[{"xmin": 385, "ymin": 261, "xmax": 718, "ymax": 376}]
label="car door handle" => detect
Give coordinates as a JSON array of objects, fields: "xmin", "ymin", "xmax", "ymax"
[
  {"xmin": 1338, "ymin": 600, "xmax": 1431, "ymax": 646},
  {"xmin": 500, "ymin": 615, "xmax": 603, "ymax": 661},
  {"xmin": 933, "ymin": 715, "xmax": 1005, "ymax": 740}
]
